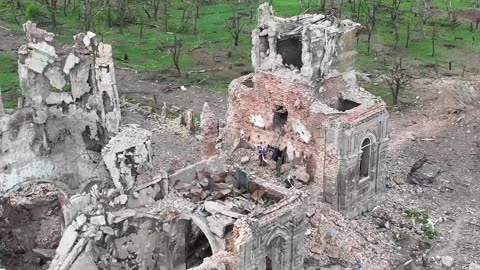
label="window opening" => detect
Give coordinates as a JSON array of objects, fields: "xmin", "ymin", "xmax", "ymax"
[
  {"xmin": 272, "ymin": 105, "xmax": 288, "ymax": 133},
  {"xmin": 276, "ymin": 37, "xmax": 303, "ymax": 69},
  {"xmin": 266, "ymin": 256, "xmax": 272, "ymax": 270},
  {"xmin": 359, "ymin": 138, "xmax": 371, "ymax": 178},
  {"xmin": 259, "ymin": 36, "xmax": 269, "ymax": 54}
]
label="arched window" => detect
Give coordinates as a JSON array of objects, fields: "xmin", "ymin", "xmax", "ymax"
[{"xmin": 360, "ymin": 138, "xmax": 371, "ymax": 178}]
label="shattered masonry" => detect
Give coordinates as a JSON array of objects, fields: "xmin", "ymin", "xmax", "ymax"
[
  {"xmin": 1, "ymin": 21, "xmax": 121, "ymax": 195},
  {"xmin": 0, "ymin": 18, "xmax": 307, "ymax": 270},
  {"xmin": 0, "ymin": 3, "xmax": 390, "ymax": 269},
  {"xmin": 226, "ymin": 3, "xmax": 389, "ymax": 217}
]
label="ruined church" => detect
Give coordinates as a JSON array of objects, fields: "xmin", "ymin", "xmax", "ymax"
[{"xmin": 0, "ymin": 3, "xmax": 388, "ymax": 270}]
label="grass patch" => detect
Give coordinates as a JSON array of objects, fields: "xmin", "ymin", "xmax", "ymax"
[
  {"xmin": 0, "ymin": 0, "xmax": 479, "ymax": 99},
  {"xmin": 0, "ymin": 52, "xmax": 20, "ymax": 108},
  {"xmin": 405, "ymin": 209, "xmax": 436, "ymax": 239}
]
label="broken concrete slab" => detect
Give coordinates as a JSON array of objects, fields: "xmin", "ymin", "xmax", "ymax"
[
  {"xmin": 127, "ymin": 186, "xmax": 156, "ymax": 208},
  {"xmin": 1, "ymin": 22, "xmax": 122, "ymax": 198},
  {"xmin": 44, "ymin": 66, "xmax": 66, "ymax": 90},
  {"xmin": 113, "ymin": 194, "xmax": 128, "ymax": 205},
  {"xmin": 292, "ymin": 119, "xmax": 312, "ymax": 144},
  {"xmin": 206, "ymin": 215, "xmax": 234, "ymax": 237},
  {"xmin": 46, "ymin": 92, "xmax": 73, "ymax": 105},
  {"xmin": 69, "ymin": 253, "xmax": 98, "ymax": 270},
  {"xmin": 102, "ymin": 125, "xmax": 153, "ymax": 191},
  {"xmin": 90, "ymin": 215, "xmax": 106, "ymax": 226},
  {"xmin": 32, "ymin": 248, "xmax": 56, "ymax": 259},
  {"xmin": 55, "ymin": 225, "xmax": 78, "ymax": 258},
  {"xmin": 250, "ymin": 114, "xmax": 265, "ymax": 128},
  {"xmin": 64, "ymin": 53, "xmax": 80, "ymax": 74}
]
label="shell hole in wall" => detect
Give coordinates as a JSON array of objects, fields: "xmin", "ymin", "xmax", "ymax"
[
  {"xmin": 259, "ymin": 35, "xmax": 269, "ymax": 54},
  {"xmin": 269, "ymin": 146, "xmax": 287, "ymax": 165},
  {"xmin": 276, "ymin": 36, "xmax": 303, "ymax": 69},
  {"xmin": 272, "ymin": 105, "xmax": 288, "ymax": 133},
  {"xmin": 330, "ymin": 98, "xmax": 360, "ymax": 112},
  {"xmin": 242, "ymin": 77, "xmax": 254, "ymax": 88}
]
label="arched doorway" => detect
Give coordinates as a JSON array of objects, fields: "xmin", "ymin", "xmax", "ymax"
[
  {"xmin": 186, "ymin": 220, "xmax": 212, "ymax": 268},
  {"xmin": 359, "ymin": 138, "xmax": 372, "ymax": 179},
  {"xmin": 265, "ymin": 236, "xmax": 286, "ymax": 270}
]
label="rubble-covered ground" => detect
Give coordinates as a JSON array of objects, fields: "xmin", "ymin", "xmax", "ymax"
[
  {"xmin": 2, "ymin": 25, "xmax": 480, "ymax": 270},
  {"xmin": 0, "ymin": 184, "xmax": 64, "ymax": 270}
]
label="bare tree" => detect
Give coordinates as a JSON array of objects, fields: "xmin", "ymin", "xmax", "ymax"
[
  {"xmin": 146, "ymin": 0, "xmax": 162, "ymax": 20},
  {"xmin": 405, "ymin": 17, "xmax": 411, "ymax": 48},
  {"xmin": 385, "ymin": 58, "xmax": 409, "ymax": 106},
  {"xmin": 360, "ymin": 0, "xmax": 379, "ymax": 55},
  {"xmin": 414, "ymin": 0, "xmax": 432, "ymax": 38},
  {"xmin": 37, "ymin": 0, "xmax": 59, "ymax": 32},
  {"xmin": 431, "ymin": 28, "xmax": 436, "ymax": 57},
  {"xmin": 170, "ymin": 33, "xmax": 183, "ymax": 77},
  {"xmin": 225, "ymin": 5, "xmax": 247, "ymax": 46},
  {"xmin": 80, "ymin": 0, "xmax": 103, "ymax": 31},
  {"xmin": 117, "ymin": 0, "xmax": 127, "ymax": 33}
]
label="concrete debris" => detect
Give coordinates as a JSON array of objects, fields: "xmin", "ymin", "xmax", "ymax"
[
  {"xmin": 113, "ymin": 194, "xmax": 128, "ymax": 205},
  {"xmin": 240, "ymin": 156, "xmax": 250, "ymax": 164},
  {"xmin": 200, "ymin": 102, "xmax": 219, "ymax": 159},
  {"xmin": 1, "ymin": 21, "xmax": 121, "ymax": 196},
  {"xmin": 206, "ymin": 215, "xmax": 235, "ymax": 237},
  {"xmin": 73, "ymin": 214, "xmax": 87, "ymax": 230},
  {"xmin": 103, "ymin": 124, "xmax": 153, "ymax": 191},
  {"xmin": 69, "ymin": 253, "xmax": 98, "ymax": 270},
  {"xmin": 250, "ymin": 114, "xmax": 265, "ymax": 128},
  {"xmin": 90, "ymin": 215, "xmax": 106, "ymax": 226},
  {"xmin": 441, "ymin": 256, "xmax": 454, "ymax": 267},
  {"xmin": 55, "ymin": 225, "xmax": 78, "ymax": 258},
  {"xmin": 64, "ymin": 53, "xmax": 80, "ymax": 74},
  {"xmin": 0, "ymin": 5, "xmax": 394, "ymax": 270},
  {"xmin": 290, "ymin": 166, "xmax": 310, "ymax": 183},
  {"xmin": 292, "ymin": 119, "xmax": 312, "ymax": 144},
  {"xmin": 45, "ymin": 92, "xmax": 73, "ymax": 105},
  {"xmin": 32, "ymin": 248, "xmax": 56, "ymax": 259},
  {"xmin": 469, "ymin": 263, "xmax": 480, "ymax": 270},
  {"xmin": 23, "ymin": 21, "xmax": 55, "ymax": 43}
]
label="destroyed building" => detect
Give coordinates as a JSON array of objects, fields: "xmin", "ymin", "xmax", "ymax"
[
  {"xmin": 224, "ymin": 4, "xmax": 389, "ymax": 217},
  {"xmin": 0, "ymin": 22, "xmax": 121, "ymax": 196},
  {"xmin": 0, "ymin": 3, "xmax": 391, "ymax": 269},
  {"xmin": 0, "ymin": 21, "xmax": 307, "ymax": 270}
]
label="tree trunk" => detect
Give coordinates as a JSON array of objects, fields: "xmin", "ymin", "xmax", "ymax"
[
  {"xmin": 194, "ymin": 5, "xmax": 199, "ymax": 34},
  {"xmin": 107, "ymin": 0, "xmax": 112, "ymax": 27},
  {"xmin": 118, "ymin": 0, "xmax": 126, "ymax": 34},
  {"xmin": 367, "ymin": 30, "xmax": 372, "ymax": 55},
  {"xmin": 50, "ymin": 0, "xmax": 58, "ymax": 32},
  {"xmin": 431, "ymin": 29, "xmax": 435, "ymax": 57},
  {"xmin": 163, "ymin": 0, "xmax": 168, "ymax": 30},
  {"xmin": 173, "ymin": 35, "xmax": 182, "ymax": 77},
  {"xmin": 405, "ymin": 19, "xmax": 411, "ymax": 48},
  {"xmin": 154, "ymin": 0, "xmax": 160, "ymax": 20},
  {"xmin": 394, "ymin": 22, "xmax": 399, "ymax": 47}
]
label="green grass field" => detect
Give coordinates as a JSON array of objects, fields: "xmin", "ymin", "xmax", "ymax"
[{"xmin": 1, "ymin": 0, "xmax": 479, "ymax": 106}]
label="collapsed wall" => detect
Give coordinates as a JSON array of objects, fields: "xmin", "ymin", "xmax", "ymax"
[
  {"xmin": 0, "ymin": 21, "xmax": 121, "ymax": 195},
  {"xmin": 225, "ymin": 4, "xmax": 389, "ymax": 217},
  {"xmin": 251, "ymin": 3, "xmax": 360, "ymax": 86}
]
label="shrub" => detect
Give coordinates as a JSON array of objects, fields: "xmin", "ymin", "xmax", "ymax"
[{"xmin": 25, "ymin": 1, "xmax": 43, "ymax": 20}]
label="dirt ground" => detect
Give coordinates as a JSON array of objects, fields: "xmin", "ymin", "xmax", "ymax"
[{"xmin": 2, "ymin": 23, "xmax": 480, "ymax": 269}]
